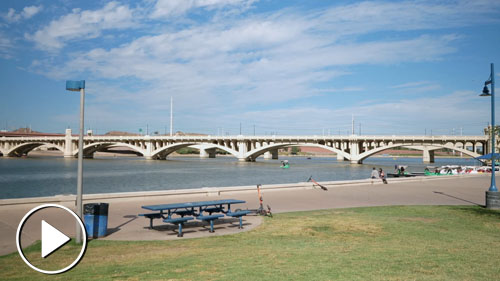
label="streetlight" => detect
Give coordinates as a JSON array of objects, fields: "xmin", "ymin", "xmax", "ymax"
[
  {"xmin": 66, "ymin": 80, "xmax": 85, "ymax": 243},
  {"xmin": 480, "ymin": 63, "xmax": 500, "ymax": 209}
]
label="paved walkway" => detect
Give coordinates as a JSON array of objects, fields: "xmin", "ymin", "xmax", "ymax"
[{"xmin": 0, "ymin": 175, "xmax": 493, "ymax": 256}]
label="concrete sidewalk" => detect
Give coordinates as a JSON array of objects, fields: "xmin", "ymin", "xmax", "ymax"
[{"xmin": 0, "ymin": 175, "xmax": 493, "ymax": 256}]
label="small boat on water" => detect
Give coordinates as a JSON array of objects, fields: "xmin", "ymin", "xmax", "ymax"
[{"xmin": 280, "ymin": 160, "xmax": 290, "ymax": 169}]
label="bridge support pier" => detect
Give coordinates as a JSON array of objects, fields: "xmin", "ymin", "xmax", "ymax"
[
  {"xmin": 422, "ymin": 148, "xmax": 435, "ymax": 163},
  {"xmin": 336, "ymin": 153, "xmax": 346, "ymax": 161},
  {"xmin": 64, "ymin": 129, "xmax": 74, "ymax": 158},
  {"xmin": 2, "ymin": 138, "xmax": 9, "ymax": 154},
  {"xmin": 142, "ymin": 136, "xmax": 155, "ymax": 160},
  {"xmin": 271, "ymin": 149, "xmax": 278, "ymax": 159},
  {"xmin": 349, "ymin": 141, "xmax": 360, "ymax": 164},
  {"xmin": 350, "ymin": 159, "xmax": 362, "ymax": 164},
  {"xmin": 263, "ymin": 149, "xmax": 278, "ymax": 160},
  {"xmin": 200, "ymin": 148, "xmax": 216, "ymax": 158}
]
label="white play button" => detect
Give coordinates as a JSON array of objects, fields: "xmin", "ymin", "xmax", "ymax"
[
  {"xmin": 41, "ymin": 220, "xmax": 71, "ymax": 258},
  {"xmin": 17, "ymin": 204, "xmax": 87, "ymax": 274}
]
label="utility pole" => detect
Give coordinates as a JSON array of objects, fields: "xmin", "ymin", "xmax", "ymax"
[
  {"xmin": 170, "ymin": 97, "xmax": 173, "ymax": 136},
  {"xmin": 351, "ymin": 114, "xmax": 354, "ymax": 135},
  {"xmin": 239, "ymin": 122, "xmax": 242, "ymax": 135}
]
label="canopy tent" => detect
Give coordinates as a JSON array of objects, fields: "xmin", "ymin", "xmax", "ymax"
[{"xmin": 475, "ymin": 153, "xmax": 500, "ymax": 160}]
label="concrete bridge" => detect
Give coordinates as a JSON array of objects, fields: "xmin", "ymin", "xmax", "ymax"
[{"xmin": 0, "ymin": 129, "xmax": 491, "ymax": 164}]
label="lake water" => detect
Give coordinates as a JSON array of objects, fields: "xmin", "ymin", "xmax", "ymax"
[{"xmin": 0, "ymin": 155, "xmax": 481, "ymax": 199}]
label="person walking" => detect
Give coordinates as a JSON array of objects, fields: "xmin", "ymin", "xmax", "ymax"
[
  {"xmin": 370, "ymin": 167, "xmax": 379, "ymax": 179},
  {"xmin": 379, "ymin": 168, "xmax": 387, "ymax": 184}
]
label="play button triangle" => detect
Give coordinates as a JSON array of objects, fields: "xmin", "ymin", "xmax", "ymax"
[{"xmin": 41, "ymin": 220, "xmax": 71, "ymax": 258}]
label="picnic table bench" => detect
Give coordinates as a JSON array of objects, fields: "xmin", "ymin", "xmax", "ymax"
[
  {"xmin": 140, "ymin": 199, "xmax": 247, "ymax": 237},
  {"xmin": 226, "ymin": 210, "xmax": 252, "ymax": 229}
]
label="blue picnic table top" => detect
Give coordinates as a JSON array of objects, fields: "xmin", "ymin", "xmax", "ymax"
[{"xmin": 142, "ymin": 199, "xmax": 245, "ymax": 211}]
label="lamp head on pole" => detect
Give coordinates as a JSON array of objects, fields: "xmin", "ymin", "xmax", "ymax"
[
  {"xmin": 480, "ymin": 85, "xmax": 491, "ymax": 96},
  {"xmin": 66, "ymin": 80, "xmax": 85, "ymax": 92}
]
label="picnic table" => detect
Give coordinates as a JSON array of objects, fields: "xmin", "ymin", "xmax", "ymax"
[{"xmin": 140, "ymin": 199, "xmax": 250, "ymax": 237}]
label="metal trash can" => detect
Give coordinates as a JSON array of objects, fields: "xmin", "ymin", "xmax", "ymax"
[{"xmin": 84, "ymin": 203, "xmax": 109, "ymax": 238}]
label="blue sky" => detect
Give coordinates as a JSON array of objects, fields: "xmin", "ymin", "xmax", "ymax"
[{"xmin": 1, "ymin": 0, "xmax": 499, "ymax": 136}]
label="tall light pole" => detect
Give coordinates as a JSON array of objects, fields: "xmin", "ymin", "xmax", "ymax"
[
  {"xmin": 66, "ymin": 80, "xmax": 85, "ymax": 243},
  {"xmin": 170, "ymin": 97, "xmax": 173, "ymax": 136},
  {"xmin": 480, "ymin": 63, "xmax": 500, "ymax": 209},
  {"xmin": 351, "ymin": 114, "xmax": 354, "ymax": 135}
]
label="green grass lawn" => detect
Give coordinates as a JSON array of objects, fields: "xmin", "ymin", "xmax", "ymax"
[{"xmin": 1, "ymin": 205, "xmax": 500, "ymax": 280}]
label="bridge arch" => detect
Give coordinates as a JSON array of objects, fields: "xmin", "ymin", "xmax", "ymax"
[
  {"xmin": 151, "ymin": 143, "xmax": 238, "ymax": 159},
  {"xmin": 356, "ymin": 143, "xmax": 481, "ymax": 163},
  {"xmin": 195, "ymin": 144, "xmax": 239, "ymax": 158},
  {"xmin": 74, "ymin": 142, "xmax": 146, "ymax": 157},
  {"xmin": 7, "ymin": 142, "xmax": 65, "ymax": 157},
  {"xmin": 151, "ymin": 143, "xmax": 196, "ymax": 159},
  {"xmin": 244, "ymin": 143, "xmax": 350, "ymax": 161}
]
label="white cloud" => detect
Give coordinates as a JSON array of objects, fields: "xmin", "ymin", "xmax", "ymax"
[
  {"xmin": 3, "ymin": 5, "xmax": 42, "ymax": 22},
  {"xmin": 26, "ymin": 2, "xmax": 135, "ymax": 50},
  {"xmin": 391, "ymin": 81, "xmax": 431, "ymax": 89},
  {"xmin": 54, "ymin": 88, "xmax": 487, "ymax": 136},
  {"xmin": 209, "ymin": 90, "xmax": 488, "ymax": 135},
  {"xmin": 312, "ymin": 87, "xmax": 364, "ymax": 94},
  {"xmin": 314, "ymin": 1, "xmax": 500, "ymax": 37},
  {"xmin": 22, "ymin": 5, "xmax": 42, "ymax": 19},
  {"xmin": 151, "ymin": 0, "xmax": 255, "ymax": 18},
  {"xmin": 0, "ymin": 32, "xmax": 13, "ymax": 58},
  {"xmin": 390, "ymin": 81, "xmax": 441, "ymax": 93},
  {"xmin": 30, "ymin": 1, "xmax": 465, "ymax": 117},
  {"xmin": 42, "ymin": 25, "xmax": 456, "ymax": 106},
  {"xmin": 23, "ymin": 0, "xmax": 500, "ymax": 134}
]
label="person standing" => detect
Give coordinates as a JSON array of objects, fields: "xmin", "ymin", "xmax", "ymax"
[{"xmin": 379, "ymin": 168, "xmax": 388, "ymax": 184}]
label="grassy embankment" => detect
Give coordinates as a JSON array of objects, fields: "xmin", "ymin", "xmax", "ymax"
[{"xmin": 1, "ymin": 205, "xmax": 499, "ymax": 280}]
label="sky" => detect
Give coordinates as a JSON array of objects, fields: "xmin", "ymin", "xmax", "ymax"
[{"xmin": 0, "ymin": 0, "xmax": 499, "ymax": 136}]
